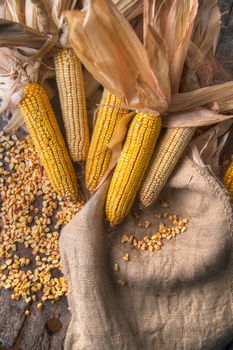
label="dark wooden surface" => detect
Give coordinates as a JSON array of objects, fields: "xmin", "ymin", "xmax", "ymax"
[{"xmin": 0, "ymin": 1, "xmax": 233, "ymax": 349}]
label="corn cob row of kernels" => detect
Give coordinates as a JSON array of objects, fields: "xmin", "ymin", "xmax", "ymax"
[
  {"xmin": 20, "ymin": 83, "xmax": 78, "ymax": 201},
  {"xmin": 106, "ymin": 112, "xmax": 161, "ymax": 225},
  {"xmin": 85, "ymin": 90, "xmax": 128, "ymax": 191},
  {"xmin": 139, "ymin": 127, "xmax": 195, "ymax": 207},
  {"xmin": 55, "ymin": 48, "xmax": 89, "ymax": 162},
  {"xmin": 223, "ymin": 161, "xmax": 233, "ymax": 199}
]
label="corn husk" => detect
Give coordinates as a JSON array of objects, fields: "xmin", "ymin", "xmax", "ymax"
[
  {"xmin": 65, "ymin": 0, "xmax": 233, "ymax": 119},
  {"xmin": 0, "ymin": 43, "xmax": 52, "ymax": 133},
  {"xmin": 190, "ymin": 121, "xmax": 233, "ymax": 177},
  {"xmin": 113, "ymin": 0, "xmax": 142, "ymax": 21},
  {"xmin": 65, "ymin": 0, "xmax": 167, "ymax": 112},
  {"xmin": 0, "ymin": 19, "xmax": 47, "ymax": 48},
  {"xmin": 163, "ymin": 109, "xmax": 233, "ymax": 128}
]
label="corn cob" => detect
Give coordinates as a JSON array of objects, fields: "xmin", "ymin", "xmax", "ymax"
[
  {"xmin": 20, "ymin": 83, "xmax": 78, "ymax": 201},
  {"xmin": 85, "ymin": 90, "xmax": 128, "ymax": 191},
  {"xmin": 223, "ymin": 161, "xmax": 233, "ymax": 199},
  {"xmin": 139, "ymin": 127, "xmax": 195, "ymax": 207},
  {"xmin": 106, "ymin": 112, "xmax": 161, "ymax": 225},
  {"xmin": 55, "ymin": 48, "xmax": 89, "ymax": 161}
]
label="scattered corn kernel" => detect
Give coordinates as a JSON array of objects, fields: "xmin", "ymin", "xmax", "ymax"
[
  {"xmin": 117, "ymin": 279, "xmax": 126, "ymax": 286},
  {"xmin": 37, "ymin": 302, "xmax": 43, "ymax": 310},
  {"xmin": 123, "ymin": 253, "xmax": 129, "ymax": 261}
]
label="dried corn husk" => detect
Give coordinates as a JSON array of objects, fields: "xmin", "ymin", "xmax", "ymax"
[
  {"xmin": 0, "ymin": 19, "xmax": 47, "ymax": 48},
  {"xmin": 113, "ymin": 0, "xmax": 142, "ymax": 21},
  {"xmin": 65, "ymin": 0, "xmax": 167, "ymax": 112},
  {"xmin": 0, "ymin": 46, "xmax": 43, "ymax": 132},
  {"xmin": 65, "ymin": 0, "xmax": 233, "ymax": 118},
  {"xmin": 190, "ymin": 121, "xmax": 233, "ymax": 177},
  {"xmin": 163, "ymin": 109, "xmax": 233, "ymax": 128}
]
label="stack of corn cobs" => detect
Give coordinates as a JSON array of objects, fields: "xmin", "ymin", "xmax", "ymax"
[{"xmin": 0, "ymin": 0, "xmax": 233, "ymax": 228}]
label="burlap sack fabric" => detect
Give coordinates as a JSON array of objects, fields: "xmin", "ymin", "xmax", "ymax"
[{"xmin": 59, "ymin": 155, "xmax": 233, "ymax": 350}]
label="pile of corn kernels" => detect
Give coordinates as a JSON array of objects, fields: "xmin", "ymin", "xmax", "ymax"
[
  {"xmin": 0, "ymin": 132, "xmax": 84, "ymax": 309},
  {"xmin": 121, "ymin": 212, "xmax": 189, "ymax": 252}
]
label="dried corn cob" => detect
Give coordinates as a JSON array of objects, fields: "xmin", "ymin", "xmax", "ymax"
[
  {"xmin": 55, "ymin": 48, "xmax": 89, "ymax": 161},
  {"xmin": 106, "ymin": 112, "xmax": 161, "ymax": 225},
  {"xmin": 20, "ymin": 83, "xmax": 78, "ymax": 201},
  {"xmin": 85, "ymin": 90, "xmax": 128, "ymax": 191},
  {"xmin": 139, "ymin": 127, "xmax": 195, "ymax": 207},
  {"xmin": 223, "ymin": 161, "xmax": 233, "ymax": 199}
]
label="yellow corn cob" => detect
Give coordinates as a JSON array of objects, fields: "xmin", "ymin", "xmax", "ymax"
[
  {"xmin": 85, "ymin": 90, "xmax": 128, "ymax": 191},
  {"xmin": 106, "ymin": 112, "xmax": 161, "ymax": 225},
  {"xmin": 20, "ymin": 83, "xmax": 78, "ymax": 201},
  {"xmin": 55, "ymin": 48, "xmax": 89, "ymax": 161},
  {"xmin": 139, "ymin": 127, "xmax": 195, "ymax": 207},
  {"xmin": 223, "ymin": 161, "xmax": 233, "ymax": 199}
]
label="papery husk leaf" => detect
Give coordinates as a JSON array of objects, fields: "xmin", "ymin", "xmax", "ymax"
[
  {"xmin": 169, "ymin": 82, "xmax": 233, "ymax": 112},
  {"xmin": 52, "ymin": 0, "xmax": 77, "ymax": 27},
  {"xmin": 218, "ymin": 99, "xmax": 233, "ymax": 113},
  {"xmin": 190, "ymin": 120, "xmax": 233, "ymax": 176},
  {"xmin": 4, "ymin": 109, "xmax": 24, "ymax": 133},
  {"xmin": 108, "ymin": 112, "xmax": 135, "ymax": 150},
  {"xmin": 143, "ymin": 21, "xmax": 170, "ymax": 102},
  {"xmin": 0, "ymin": 19, "xmax": 47, "ymax": 48},
  {"xmin": 25, "ymin": 0, "xmax": 40, "ymax": 31},
  {"xmin": 192, "ymin": 0, "xmax": 221, "ymax": 56},
  {"xmin": 163, "ymin": 108, "xmax": 233, "ymax": 127},
  {"xmin": 0, "ymin": 47, "xmax": 41, "ymax": 120},
  {"xmin": 82, "ymin": 0, "xmax": 144, "ymax": 98},
  {"xmin": 94, "ymin": 144, "xmax": 122, "ymax": 191},
  {"xmin": 113, "ymin": 0, "xmax": 143, "ymax": 21},
  {"xmin": 3, "ymin": 0, "xmax": 26, "ymax": 23},
  {"xmin": 30, "ymin": 0, "xmax": 56, "ymax": 33},
  {"xmin": 28, "ymin": 36, "xmax": 57, "ymax": 60},
  {"xmin": 181, "ymin": 0, "xmax": 221, "ymax": 93},
  {"xmin": 65, "ymin": 0, "xmax": 167, "ymax": 112},
  {"xmin": 144, "ymin": 0, "xmax": 198, "ymax": 94}
]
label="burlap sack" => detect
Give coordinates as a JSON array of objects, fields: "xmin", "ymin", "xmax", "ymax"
[{"xmin": 59, "ymin": 155, "xmax": 233, "ymax": 350}]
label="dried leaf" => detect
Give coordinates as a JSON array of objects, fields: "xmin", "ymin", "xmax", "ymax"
[
  {"xmin": 144, "ymin": 0, "xmax": 198, "ymax": 94},
  {"xmin": 31, "ymin": 0, "xmax": 56, "ymax": 33},
  {"xmin": 0, "ymin": 47, "xmax": 40, "ymax": 117},
  {"xmin": 218, "ymin": 99, "xmax": 233, "ymax": 113},
  {"xmin": 0, "ymin": 19, "xmax": 47, "ymax": 48},
  {"xmin": 4, "ymin": 0, "xmax": 26, "ymax": 23},
  {"xmin": 94, "ymin": 143, "xmax": 121, "ymax": 191},
  {"xmin": 108, "ymin": 112, "xmax": 135, "ymax": 150},
  {"xmin": 190, "ymin": 120, "xmax": 233, "ymax": 176},
  {"xmin": 65, "ymin": 0, "xmax": 167, "ymax": 111},
  {"xmin": 192, "ymin": 0, "xmax": 221, "ymax": 56},
  {"xmin": 163, "ymin": 108, "xmax": 233, "ymax": 128},
  {"xmin": 181, "ymin": 0, "xmax": 221, "ymax": 93},
  {"xmin": 54, "ymin": 0, "xmax": 78, "ymax": 23},
  {"xmin": 25, "ymin": 0, "xmax": 40, "ymax": 31},
  {"xmin": 169, "ymin": 81, "xmax": 233, "ymax": 112},
  {"xmin": 4, "ymin": 109, "xmax": 24, "ymax": 133},
  {"xmin": 113, "ymin": 0, "xmax": 143, "ymax": 21}
]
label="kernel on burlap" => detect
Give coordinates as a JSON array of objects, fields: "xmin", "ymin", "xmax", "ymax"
[{"xmin": 59, "ymin": 155, "xmax": 233, "ymax": 350}]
